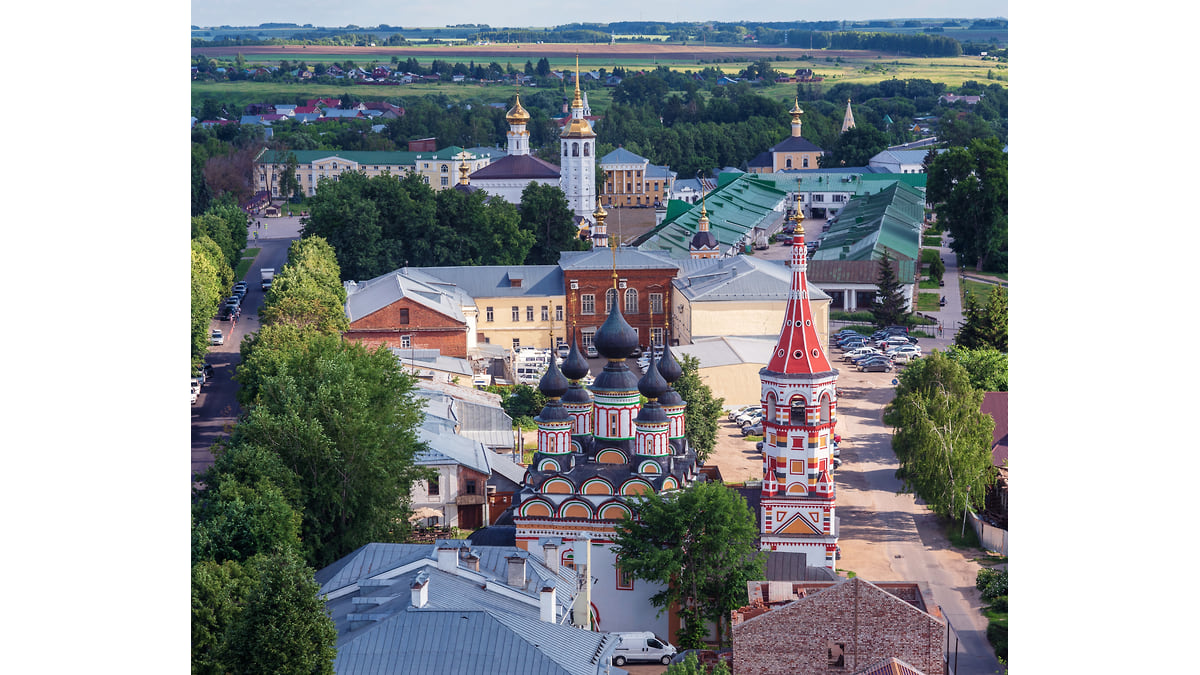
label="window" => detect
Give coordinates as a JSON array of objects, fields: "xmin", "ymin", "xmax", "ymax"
[
  {"xmin": 512, "ymin": 306, "xmax": 520, "ymax": 321},
  {"xmin": 401, "ymin": 335, "xmax": 411, "ymax": 349},
  {"xmin": 486, "ymin": 306, "xmax": 494, "ymax": 322},
  {"xmin": 624, "ymin": 288, "xmax": 638, "ymax": 314},
  {"xmin": 572, "ymin": 142, "xmax": 579, "ymax": 157},
  {"xmin": 563, "ymin": 144, "xmax": 568, "ymax": 157},
  {"xmin": 541, "ymin": 306, "xmax": 549, "ymax": 321},
  {"xmin": 605, "ymin": 288, "xmax": 619, "ymax": 313},
  {"xmin": 582, "ymin": 327, "xmax": 596, "ymax": 346},
  {"xmin": 513, "ymin": 338, "xmax": 521, "ymax": 350},
  {"xmin": 527, "ymin": 306, "xmax": 534, "ymax": 322},
  {"xmin": 651, "ymin": 327, "xmax": 663, "ymax": 346},
  {"xmin": 440, "ymin": 176, "xmax": 448, "ymax": 186},
  {"xmin": 555, "ymin": 305, "xmax": 564, "ymax": 321},
  {"xmin": 440, "ymin": 164, "xmax": 449, "ymax": 173},
  {"xmin": 583, "ymin": 143, "xmax": 590, "ymax": 156},
  {"xmin": 786, "ymin": 158, "xmax": 793, "ymax": 168},
  {"xmin": 428, "ymin": 476, "xmax": 440, "ymax": 496},
  {"xmin": 399, "ymin": 308, "xmax": 410, "ymax": 324},
  {"xmin": 813, "ymin": 194, "xmax": 825, "ymax": 202},
  {"xmin": 827, "ymin": 641, "xmax": 845, "ymax": 668},
  {"xmin": 803, "ymin": 157, "xmax": 810, "ymax": 168},
  {"xmin": 616, "ymin": 558, "xmax": 635, "ymax": 590},
  {"xmin": 466, "ymin": 479, "xmax": 477, "ymax": 495},
  {"xmin": 649, "ymin": 293, "xmax": 664, "ymax": 314},
  {"xmin": 581, "ymin": 294, "xmax": 595, "ymax": 315}
]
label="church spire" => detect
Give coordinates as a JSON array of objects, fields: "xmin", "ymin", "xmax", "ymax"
[
  {"xmin": 841, "ymin": 98, "xmax": 856, "ymax": 133},
  {"xmin": 765, "ymin": 211, "xmax": 833, "ymax": 375},
  {"xmin": 572, "ymin": 54, "xmax": 584, "ymax": 111},
  {"xmin": 789, "ymin": 99, "xmax": 804, "ymax": 137}
]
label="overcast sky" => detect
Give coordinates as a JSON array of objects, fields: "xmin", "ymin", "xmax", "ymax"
[{"xmin": 191, "ymin": 1, "xmax": 1008, "ymax": 28}]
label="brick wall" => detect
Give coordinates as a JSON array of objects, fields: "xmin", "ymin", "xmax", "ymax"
[
  {"xmin": 565, "ymin": 268, "xmax": 676, "ymax": 349},
  {"xmin": 345, "ymin": 297, "xmax": 467, "ymax": 358},
  {"xmin": 732, "ymin": 578, "xmax": 945, "ymax": 675}
]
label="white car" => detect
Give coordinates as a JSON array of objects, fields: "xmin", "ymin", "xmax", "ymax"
[
  {"xmin": 889, "ymin": 351, "xmax": 921, "ymax": 364},
  {"xmin": 191, "ymin": 386, "xmax": 199, "ymax": 405},
  {"xmin": 728, "ymin": 405, "xmax": 759, "ymax": 421},
  {"xmin": 210, "ymin": 329, "xmax": 224, "ymax": 345},
  {"xmin": 886, "ymin": 345, "xmax": 922, "ymax": 357},
  {"xmin": 843, "ymin": 347, "xmax": 879, "ymax": 361}
]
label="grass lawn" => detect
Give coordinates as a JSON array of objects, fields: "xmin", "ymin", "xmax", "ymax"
[
  {"xmin": 916, "ymin": 292, "xmax": 941, "ymax": 312},
  {"xmin": 234, "ymin": 258, "xmax": 254, "ymax": 281},
  {"xmin": 919, "ymin": 278, "xmax": 940, "ymax": 289},
  {"xmin": 242, "ymin": 247, "xmax": 261, "ymax": 257},
  {"xmin": 922, "ymin": 235, "xmax": 942, "ymax": 246},
  {"xmin": 962, "ymin": 279, "xmax": 1004, "ymax": 305}
]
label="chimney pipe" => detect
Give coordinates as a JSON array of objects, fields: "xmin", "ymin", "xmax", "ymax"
[
  {"xmin": 506, "ymin": 553, "xmax": 528, "ymax": 587},
  {"xmin": 543, "ymin": 540, "xmax": 560, "ymax": 574},
  {"xmin": 411, "ymin": 571, "xmax": 430, "ymax": 608},
  {"xmin": 540, "ymin": 585, "xmax": 558, "ymax": 622},
  {"xmin": 462, "ymin": 549, "xmax": 480, "ymax": 572},
  {"xmin": 437, "ymin": 546, "xmax": 458, "ymax": 573}
]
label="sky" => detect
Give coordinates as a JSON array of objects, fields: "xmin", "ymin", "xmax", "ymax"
[{"xmin": 191, "ymin": 1, "xmax": 1007, "ymax": 28}]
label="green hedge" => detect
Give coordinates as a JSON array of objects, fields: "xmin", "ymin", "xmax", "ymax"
[
  {"xmin": 831, "ymin": 311, "xmax": 875, "ymax": 322},
  {"xmin": 922, "ymin": 235, "xmax": 942, "ymax": 246}
]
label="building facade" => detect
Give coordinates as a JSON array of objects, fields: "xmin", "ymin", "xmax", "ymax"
[
  {"xmin": 560, "ymin": 247, "xmax": 680, "ymax": 353},
  {"xmin": 559, "ymin": 58, "xmax": 597, "ymax": 226},
  {"xmin": 747, "ymin": 101, "xmax": 825, "ymax": 174},
  {"xmin": 599, "ymin": 147, "xmax": 677, "ymax": 208},
  {"xmin": 254, "ymin": 148, "xmax": 495, "ymax": 198}
]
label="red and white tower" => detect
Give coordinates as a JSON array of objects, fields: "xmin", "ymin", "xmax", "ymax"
[{"xmin": 758, "ymin": 212, "xmax": 840, "ymax": 569}]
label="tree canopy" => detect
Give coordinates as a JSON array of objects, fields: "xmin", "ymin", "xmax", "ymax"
[
  {"xmin": 518, "ymin": 182, "xmax": 590, "ymax": 264},
  {"xmin": 870, "ymin": 250, "xmax": 910, "ymax": 327},
  {"xmin": 670, "ymin": 354, "xmax": 725, "ymax": 466},
  {"xmin": 955, "ymin": 285, "xmax": 1007, "ymax": 353},
  {"xmin": 926, "ymin": 137, "xmax": 1008, "ymax": 272},
  {"xmin": 612, "ymin": 481, "xmax": 763, "ymax": 648},
  {"xmin": 882, "ymin": 351, "xmax": 996, "ymax": 519}
]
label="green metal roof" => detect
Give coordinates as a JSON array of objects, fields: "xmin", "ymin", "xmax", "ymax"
[
  {"xmin": 255, "ymin": 147, "xmax": 480, "ymax": 166},
  {"xmin": 811, "ymin": 182, "xmax": 925, "ymax": 263},
  {"xmin": 634, "ymin": 174, "xmax": 789, "ymax": 259}
]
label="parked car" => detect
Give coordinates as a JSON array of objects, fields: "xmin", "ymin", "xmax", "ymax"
[
  {"xmin": 210, "ymin": 329, "xmax": 224, "ymax": 345},
  {"xmin": 858, "ymin": 360, "xmax": 894, "ymax": 373},
  {"xmin": 233, "ymin": 281, "xmax": 248, "ymax": 294},
  {"xmin": 843, "ymin": 347, "xmax": 878, "ymax": 361},
  {"xmin": 191, "ymin": 378, "xmax": 202, "ymax": 396},
  {"xmin": 736, "ymin": 409, "xmax": 763, "ymax": 426},
  {"xmin": 557, "ymin": 343, "xmax": 571, "ymax": 359},
  {"xmin": 741, "ymin": 422, "xmax": 763, "ymax": 436},
  {"xmin": 887, "ymin": 344, "xmax": 922, "ymax": 355},
  {"xmin": 630, "ymin": 346, "xmax": 643, "ymax": 358},
  {"xmin": 612, "ymin": 632, "xmax": 677, "ymax": 667},
  {"xmin": 728, "ymin": 405, "xmax": 759, "ymax": 421},
  {"xmin": 585, "ymin": 344, "xmax": 599, "ymax": 358},
  {"xmin": 832, "ymin": 457, "xmax": 843, "ymax": 469},
  {"xmin": 191, "ymin": 387, "xmax": 199, "ymax": 405},
  {"xmin": 200, "ymin": 361, "xmax": 214, "ymax": 378},
  {"xmin": 889, "ymin": 351, "xmax": 921, "ymax": 364},
  {"xmin": 778, "ymin": 235, "xmax": 793, "ymax": 245}
]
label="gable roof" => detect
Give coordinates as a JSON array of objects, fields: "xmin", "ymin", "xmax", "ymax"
[
  {"xmin": 807, "ymin": 259, "xmax": 916, "ymax": 286},
  {"xmin": 420, "ymin": 265, "xmax": 563, "ymax": 299},
  {"xmin": 673, "ymin": 256, "xmax": 829, "ymax": 303},
  {"xmin": 558, "ymin": 247, "xmax": 680, "ymax": 271},
  {"xmin": 634, "ymin": 174, "xmax": 789, "ymax": 258},
  {"xmin": 769, "ymin": 135, "xmax": 824, "ymax": 154},
  {"xmin": 344, "ymin": 269, "xmax": 468, "ymax": 324},
  {"xmin": 599, "ymin": 147, "xmax": 648, "ymax": 165}
]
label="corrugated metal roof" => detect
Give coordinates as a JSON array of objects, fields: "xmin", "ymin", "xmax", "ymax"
[
  {"xmin": 344, "ymin": 269, "xmax": 468, "ymax": 323},
  {"xmin": 558, "ymin": 247, "xmax": 680, "ymax": 271},
  {"xmin": 599, "ymin": 147, "xmax": 647, "ymax": 165},
  {"xmin": 673, "ymin": 257, "xmax": 829, "ymax": 303},
  {"xmin": 420, "ymin": 265, "xmax": 563, "ymax": 299},
  {"xmin": 635, "ymin": 174, "xmax": 789, "ymax": 258},
  {"xmin": 672, "ymin": 336, "xmax": 777, "ymax": 369},
  {"xmin": 416, "ymin": 428, "xmax": 491, "ymax": 475}
]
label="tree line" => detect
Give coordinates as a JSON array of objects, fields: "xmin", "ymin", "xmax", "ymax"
[
  {"xmin": 191, "ymin": 199, "xmax": 248, "ymax": 366},
  {"xmin": 300, "ymin": 170, "xmax": 587, "ymax": 280}
]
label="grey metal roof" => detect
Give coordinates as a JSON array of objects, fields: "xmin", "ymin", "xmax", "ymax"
[
  {"xmin": 457, "ymin": 400, "xmax": 517, "ymax": 450},
  {"xmin": 419, "ymin": 265, "xmax": 564, "ymax": 299},
  {"xmin": 673, "ymin": 257, "xmax": 827, "ymax": 303},
  {"xmin": 344, "ymin": 269, "xmax": 468, "ymax": 323},
  {"xmin": 599, "ymin": 147, "xmax": 647, "ymax": 165},
  {"xmin": 486, "ymin": 449, "xmax": 527, "ymax": 487},
  {"xmin": 416, "ymin": 427, "xmax": 492, "ymax": 475},
  {"xmin": 558, "ymin": 247, "xmax": 680, "ymax": 271},
  {"xmin": 333, "ymin": 609, "xmax": 616, "ymax": 675},
  {"xmin": 671, "ymin": 337, "xmax": 778, "ymax": 369},
  {"xmin": 391, "ymin": 348, "xmax": 474, "ymax": 377}
]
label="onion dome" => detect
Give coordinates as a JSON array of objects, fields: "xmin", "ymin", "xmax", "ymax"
[
  {"xmin": 593, "ymin": 300, "xmax": 638, "ymax": 360},
  {"xmin": 537, "ymin": 352, "xmax": 569, "ymax": 399},
  {"xmin": 506, "ymin": 92, "xmax": 531, "ymax": 126},
  {"xmin": 657, "ymin": 344, "xmax": 683, "ymax": 384},
  {"xmin": 561, "ymin": 338, "xmax": 590, "ymax": 381},
  {"xmin": 638, "ymin": 350, "xmax": 669, "ymax": 401},
  {"xmin": 690, "ymin": 204, "xmax": 718, "ymax": 251}
]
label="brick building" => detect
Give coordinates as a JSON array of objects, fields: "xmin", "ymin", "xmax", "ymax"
[
  {"xmin": 342, "ymin": 269, "xmax": 474, "ymax": 358},
  {"xmin": 559, "ymin": 247, "xmax": 680, "ymax": 352},
  {"xmin": 731, "ymin": 577, "xmax": 947, "ymax": 675}
]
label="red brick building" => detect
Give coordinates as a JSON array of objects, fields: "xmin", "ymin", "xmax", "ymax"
[
  {"xmin": 342, "ymin": 269, "xmax": 472, "ymax": 358},
  {"xmin": 559, "ymin": 247, "xmax": 680, "ymax": 351},
  {"xmin": 732, "ymin": 577, "xmax": 947, "ymax": 675}
]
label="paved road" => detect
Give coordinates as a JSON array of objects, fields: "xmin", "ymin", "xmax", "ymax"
[{"xmin": 191, "ymin": 215, "xmax": 303, "ymax": 479}]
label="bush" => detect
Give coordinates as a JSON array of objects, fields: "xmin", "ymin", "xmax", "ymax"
[
  {"xmin": 976, "ymin": 568, "xmax": 1007, "ymax": 602},
  {"xmin": 831, "ymin": 311, "xmax": 875, "ymax": 322},
  {"xmin": 986, "ymin": 620, "xmax": 1008, "ymax": 659},
  {"xmin": 920, "ymin": 249, "xmax": 940, "ymax": 265}
]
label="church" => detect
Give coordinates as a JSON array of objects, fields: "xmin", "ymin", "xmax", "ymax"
[{"xmin": 470, "ymin": 58, "xmax": 598, "ymax": 240}]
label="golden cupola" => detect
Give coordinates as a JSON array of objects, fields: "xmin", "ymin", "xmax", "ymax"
[{"xmin": 506, "ymin": 92, "xmax": 531, "ymax": 126}]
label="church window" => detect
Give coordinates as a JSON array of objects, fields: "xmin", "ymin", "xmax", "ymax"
[
  {"xmin": 766, "ymin": 392, "xmax": 777, "ymax": 423},
  {"xmin": 820, "ymin": 394, "xmax": 831, "ymax": 424},
  {"xmin": 563, "ymin": 144, "xmax": 569, "ymax": 157},
  {"xmin": 584, "ymin": 143, "xmax": 590, "ymax": 156},
  {"xmin": 572, "ymin": 142, "xmax": 579, "ymax": 157},
  {"xmin": 624, "ymin": 288, "xmax": 638, "ymax": 313},
  {"xmin": 790, "ymin": 396, "xmax": 806, "ymax": 424}
]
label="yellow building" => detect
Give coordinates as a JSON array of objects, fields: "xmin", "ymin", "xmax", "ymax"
[
  {"xmin": 417, "ymin": 265, "xmax": 568, "ymax": 352},
  {"xmin": 599, "ymin": 147, "xmax": 677, "ymax": 207},
  {"xmin": 746, "ymin": 100, "xmax": 825, "ymax": 173},
  {"xmin": 253, "ymin": 147, "xmax": 494, "ymax": 198},
  {"xmin": 670, "ymin": 256, "xmax": 830, "ymax": 351}
]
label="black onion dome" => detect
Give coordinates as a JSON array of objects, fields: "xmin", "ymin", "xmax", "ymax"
[
  {"xmin": 634, "ymin": 400, "xmax": 668, "ymax": 424},
  {"xmin": 535, "ymin": 398, "xmax": 571, "ymax": 423},
  {"xmin": 593, "ymin": 301, "xmax": 638, "ymax": 359},
  {"xmin": 592, "ymin": 360, "xmax": 640, "ymax": 392},
  {"xmin": 658, "ymin": 387, "xmax": 684, "ymax": 407},
  {"xmin": 690, "ymin": 230, "xmax": 719, "ymax": 250},
  {"xmin": 561, "ymin": 338, "xmax": 590, "ymax": 381},
  {"xmin": 657, "ymin": 344, "xmax": 683, "ymax": 383},
  {"xmin": 537, "ymin": 352, "xmax": 569, "ymax": 399},
  {"xmin": 638, "ymin": 351, "xmax": 669, "ymax": 400}
]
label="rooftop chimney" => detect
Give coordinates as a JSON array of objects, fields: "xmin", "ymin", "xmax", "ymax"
[
  {"xmin": 462, "ymin": 549, "xmax": 481, "ymax": 572},
  {"xmin": 411, "ymin": 571, "xmax": 430, "ymax": 608},
  {"xmin": 540, "ymin": 584, "xmax": 558, "ymax": 623},
  {"xmin": 543, "ymin": 540, "xmax": 560, "ymax": 574},
  {"xmin": 506, "ymin": 552, "xmax": 528, "ymax": 588},
  {"xmin": 437, "ymin": 546, "xmax": 458, "ymax": 573}
]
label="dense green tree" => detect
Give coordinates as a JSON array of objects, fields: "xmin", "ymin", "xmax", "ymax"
[
  {"xmin": 435, "ymin": 188, "xmax": 534, "ymax": 265},
  {"xmin": 257, "ymin": 237, "xmax": 350, "ymax": 333},
  {"xmin": 926, "ymin": 137, "xmax": 1007, "ymax": 272},
  {"xmin": 518, "ymin": 182, "xmax": 589, "ymax": 264},
  {"xmin": 498, "ymin": 383, "xmax": 547, "ymax": 422},
  {"xmin": 955, "ymin": 285, "xmax": 1007, "ymax": 353},
  {"xmin": 230, "ymin": 333, "xmax": 430, "ymax": 567},
  {"xmin": 821, "ymin": 122, "xmax": 890, "ymax": 167},
  {"xmin": 666, "ymin": 652, "xmax": 732, "ymax": 675},
  {"xmin": 870, "ymin": 250, "xmax": 910, "ymax": 327},
  {"xmin": 928, "ymin": 254, "xmax": 946, "ymax": 284},
  {"xmin": 277, "ymin": 151, "xmax": 301, "ymax": 201},
  {"xmin": 192, "ymin": 237, "xmax": 232, "ymax": 365},
  {"xmin": 192, "ymin": 477, "xmax": 303, "ymax": 564},
  {"xmin": 192, "ymin": 558, "xmax": 257, "ymax": 675},
  {"xmin": 612, "ymin": 481, "xmax": 764, "ymax": 649},
  {"xmin": 882, "ymin": 351, "xmax": 996, "ymax": 520},
  {"xmin": 944, "ymin": 345, "xmax": 1008, "ymax": 392},
  {"xmin": 670, "ymin": 354, "xmax": 725, "ymax": 466},
  {"xmin": 221, "ymin": 548, "xmax": 338, "ymax": 675}
]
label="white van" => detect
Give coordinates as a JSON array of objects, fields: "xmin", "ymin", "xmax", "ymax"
[{"xmin": 611, "ymin": 631, "xmax": 677, "ymax": 666}]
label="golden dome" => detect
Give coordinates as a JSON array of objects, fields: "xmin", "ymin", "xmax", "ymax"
[
  {"xmin": 506, "ymin": 92, "xmax": 530, "ymax": 125},
  {"xmin": 594, "ymin": 202, "xmax": 607, "ymax": 221},
  {"xmin": 790, "ymin": 99, "xmax": 804, "ymax": 116},
  {"xmin": 561, "ymin": 116, "xmax": 596, "ymax": 138}
]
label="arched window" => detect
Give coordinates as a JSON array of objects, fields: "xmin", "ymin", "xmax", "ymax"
[
  {"xmin": 820, "ymin": 394, "xmax": 831, "ymax": 423},
  {"xmin": 624, "ymin": 288, "xmax": 638, "ymax": 314},
  {"xmin": 786, "ymin": 158, "xmax": 793, "ymax": 168},
  {"xmin": 584, "ymin": 143, "xmax": 590, "ymax": 156},
  {"xmin": 563, "ymin": 144, "xmax": 569, "ymax": 157},
  {"xmin": 606, "ymin": 288, "xmax": 618, "ymax": 313},
  {"xmin": 766, "ymin": 392, "xmax": 777, "ymax": 424},
  {"xmin": 572, "ymin": 142, "xmax": 579, "ymax": 157},
  {"xmin": 802, "ymin": 157, "xmax": 810, "ymax": 168},
  {"xmin": 790, "ymin": 396, "xmax": 806, "ymax": 425},
  {"xmin": 440, "ymin": 164, "xmax": 449, "ymax": 173}
]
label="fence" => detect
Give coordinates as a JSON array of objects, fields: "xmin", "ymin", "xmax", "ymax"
[{"xmin": 966, "ymin": 510, "xmax": 1008, "ymax": 555}]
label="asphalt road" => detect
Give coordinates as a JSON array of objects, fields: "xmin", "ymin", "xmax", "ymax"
[{"xmin": 191, "ymin": 217, "xmax": 302, "ymax": 479}]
